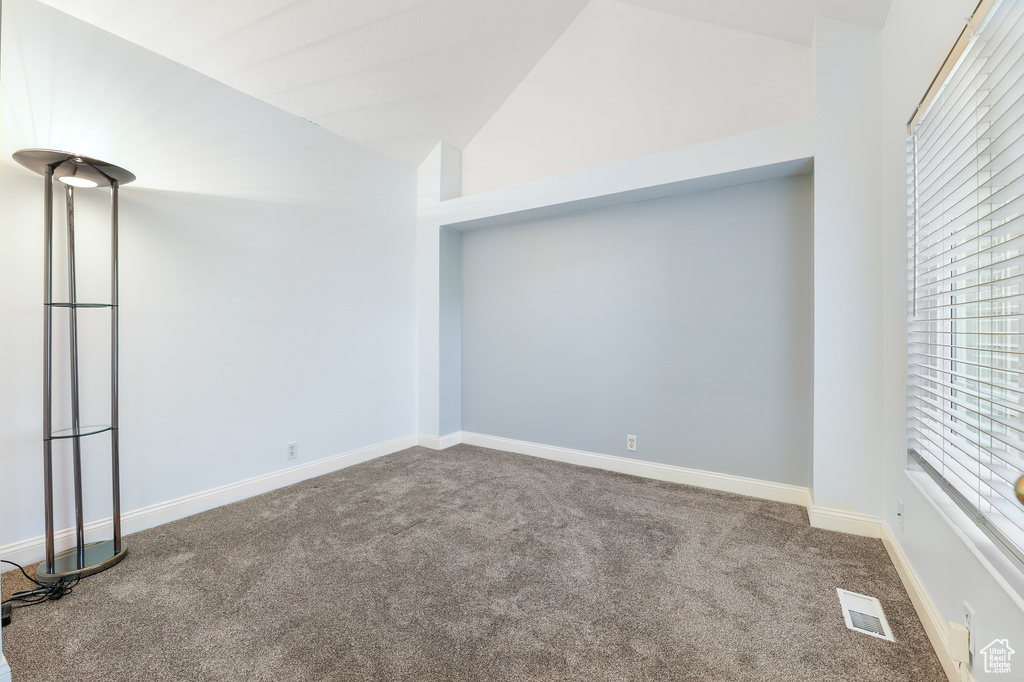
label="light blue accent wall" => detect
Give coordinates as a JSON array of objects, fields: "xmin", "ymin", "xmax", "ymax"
[
  {"xmin": 439, "ymin": 227, "xmax": 463, "ymax": 436},
  {"xmin": 461, "ymin": 175, "xmax": 813, "ymax": 486}
]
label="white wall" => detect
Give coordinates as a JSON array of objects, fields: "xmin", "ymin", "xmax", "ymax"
[
  {"xmin": 879, "ymin": 0, "xmax": 1024, "ymax": 666},
  {"xmin": 0, "ymin": 0, "xmax": 416, "ymax": 554},
  {"xmin": 460, "ymin": 0, "xmax": 814, "ymax": 195},
  {"xmin": 811, "ymin": 20, "xmax": 884, "ymax": 516},
  {"xmin": 461, "ymin": 176, "xmax": 814, "ymax": 485},
  {"xmin": 415, "ymin": 142, "xmax": 462, "ymax": 440}
]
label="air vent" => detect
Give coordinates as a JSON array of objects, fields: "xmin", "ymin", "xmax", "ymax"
[{"xmin": 837, "ymin": 589, "xmax": 895, "ymax": 642}]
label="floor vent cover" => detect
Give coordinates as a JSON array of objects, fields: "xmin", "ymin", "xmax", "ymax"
[{"xmin": 837, "ymin": 589, "xmax": 895, "ymax": 642}]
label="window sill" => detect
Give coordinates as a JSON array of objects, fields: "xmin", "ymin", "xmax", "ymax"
[{"xmin": 905, "ymin": 467, "xmax": 1024, "ymax": 613}]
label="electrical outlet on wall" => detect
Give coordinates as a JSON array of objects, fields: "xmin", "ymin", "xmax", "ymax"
[
  {"xmin": 626, "ymin": 435, "xmax": 636, "ymax": 452},
  {"xmin": 286, "ymin": 441, "xmax": 298, "ymax": 460},
  {"xmin": 963, "ymin": 601, "xmax": 976, "ymax": 666}
]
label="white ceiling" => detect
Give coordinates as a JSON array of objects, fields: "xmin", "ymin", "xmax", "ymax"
[
  {"xmin": 36, "ymin": 0, "xmax": 891, "ymax": 168},
  {"xmin": 617, "ymin": 0, "xmax": 892, "ymax": 46}
]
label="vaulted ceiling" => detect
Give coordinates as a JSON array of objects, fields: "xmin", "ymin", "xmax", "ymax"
[
  {"xmin": 36, "ymin": 0, "xmax": 892, "ymax": 167},
  {"xmin": 618, "ymin": 0, "xmax": 890, "ymax": 45}
]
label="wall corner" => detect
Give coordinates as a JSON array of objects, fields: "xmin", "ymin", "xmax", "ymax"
[{"xmin": 417, "ymin": 142, "xmax": 463, "ymax": 438}]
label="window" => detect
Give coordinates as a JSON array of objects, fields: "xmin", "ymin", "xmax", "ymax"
[{"xmin": 907, "ymin": 0, "xmax": 1024, "ymax": 572}]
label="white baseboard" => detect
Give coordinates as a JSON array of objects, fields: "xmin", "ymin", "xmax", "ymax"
[
  {"xmin": 0, "ymin": 656, "xmax": 10, "ymax": 682},
  {"xmin": 439, "ymin": 432, "xmax": 463, "ymax": 449},
  {"xmin": 807, "ymin": 504, "xmax": 883, "ymax": 538},
  {"xmin": 460, "ymin": 431, "xmax": 811, "ymax": 507},
  {"xmin": 461, "ymin": 432, "xmax": 895, "ymax": 540},
  {"xmin": 0, "ymin": 435, "xmax": 417, "ymax": 572},
  {"xmin": 881, "ymin": 523, "xmax": 975, "ymax": 682},
  {"xmin": 416, "ymin": 432, "xmax": 463, "ymax": 450},
  {"xmin": 416, "ymin": 434, "xmax": 441, "ymax": 449}
]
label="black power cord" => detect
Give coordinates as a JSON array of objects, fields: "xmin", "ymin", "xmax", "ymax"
[{"xmin": 1, "ymin": 559, "xmax": 80, "ymax": 627}]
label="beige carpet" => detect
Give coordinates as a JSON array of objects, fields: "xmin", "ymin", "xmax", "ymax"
[
  {"xmin": 2, "ymin": 444, "xmax": 944, "ymax": 680},
  {"xmin": 1, "ymin": 565, "xmax": 34, "ymax": 602}
]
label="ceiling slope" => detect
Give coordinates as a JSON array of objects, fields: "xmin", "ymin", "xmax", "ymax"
[
  {"xmin": 35, "ymin": 0, "xmax": 589, "ymax": 167},
  {"xmin": 34, "ymin": 0, "xmax": 891, "ymax": 167},
  {"xmin": 616, "ymin": 0, "xmax": 892, "ymax": 46}
]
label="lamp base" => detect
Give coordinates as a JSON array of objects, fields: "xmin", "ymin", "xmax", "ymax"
[{"xmin": 34, "ymin": 540, "xmax": 127, "ymax": 584}]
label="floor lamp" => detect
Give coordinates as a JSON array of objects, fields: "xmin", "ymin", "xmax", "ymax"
[{"xmin": 13, "ymin": 149, "xmax": 135, "ymax": 583}]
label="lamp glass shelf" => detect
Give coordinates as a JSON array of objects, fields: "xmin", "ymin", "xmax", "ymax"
[
  {"xmin": 46, "ymin": 302, "xmax": 115, "ymax": 308},
  {"xmin": 48, "ymin": 425, "xmax": 114, "ymax": 441}
]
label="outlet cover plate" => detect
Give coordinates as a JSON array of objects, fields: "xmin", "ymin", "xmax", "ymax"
[{"xmin": 963, "ymin": 601, "xmax": 976, "ymax": 664}]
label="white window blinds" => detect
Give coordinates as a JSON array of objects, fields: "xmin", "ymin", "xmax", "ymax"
[{"xmin": 908, "ymin": 0, "xmax": 1024, "ymax": 572}]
